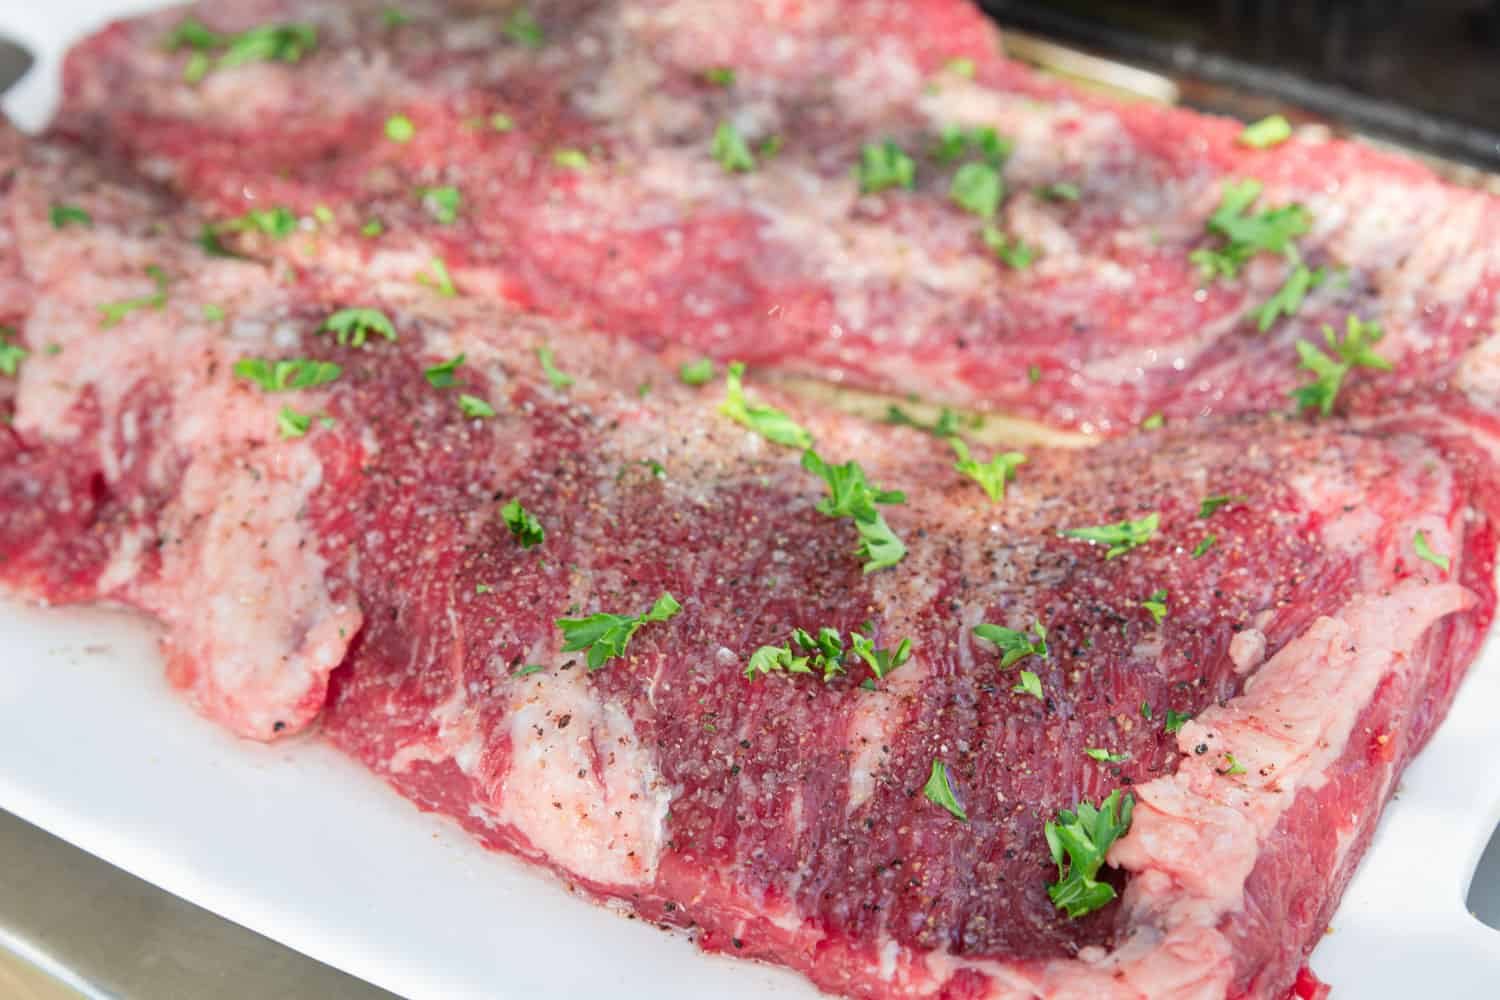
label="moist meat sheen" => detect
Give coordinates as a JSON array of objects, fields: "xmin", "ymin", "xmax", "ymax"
[
  {"xmin": 0, "ymin": 127, "xmax": 1496, "ymax": 999},
  {"xmin": 50, "ymin": 0, "xmax": 1500, "ymax": 433}
]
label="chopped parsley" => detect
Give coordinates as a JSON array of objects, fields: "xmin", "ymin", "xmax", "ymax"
[
  {"xmin": 1239, "ymin": 114, "xmax": 1293, "ymax": 149},
  {"xmin": 856, "ymin": 140, "xmax": 916, "ymax": 194},
  {"xmin": 49, "ymin": 203, "xmax": 92, "ymax": 229},
  {"xmin": 385, "ymin": 114, "xmax": 415, "ymax": 143},
  {"xmin": 746, "ymin": 626, "xmax": 910, "ymax": 683},
  {"xmin": 950, "ymin": 438, "xmax": 1025, "ymax": 502},
  {"xmin": 1059, "ymin": 513, "xmax": 1160, "ymax": 559},
  {"xmin": 711, "ymin": 122, "xmax": 756, "ymax": 173},
  {"xmin": 885, "ymin": 405, "xmax": 961, "ymax": 437},
  {"xmin": 418, "ymin": 257, "xmax": 458, "ymax": 297},
  {"xmin": 1249, "ymin": 263, "xmax": 1325, "ymax": 332},
  {"xmin": 943, "ymin": 56, "xmax": 976, "ymax": 78},
  {"xmin": 234, "ymin": 357, "xmax": 341, "ymax": 392},
  {"xmin": 553, "ymin": 149, "xmax": 590, "ymax": 170},
  {"xmin": 0, "ymin": 328, "xmax": 27, "ymax": 376},
  {"xmin": 381, "ymin": 7, "xmax": 409, "ymax": 28},
  {"xmin": 489, "ymin": 113, "xmax": 516, "ymax": 132},
  {"xmin": 980, "ymin": 225, "xmax": 1036, "ymax": 269},
  {"xmin": 1038, "ymin": 181, "xmax": 1081, "ymax": 202},
  {"xmin": 556, "ymin": 592, "xmax": 681, "ymax": 671},
  {"xmin": 514, "ymin": 663, "xmax": 545, "ymax": 677},
  {"xmin": 98, "ymin": 266, "xmax": 170, "ymax": 328},
  {"xmin": 851, "ymin": 631, "xmax": 913, "ymax": 680},
  {"xmin": 424, "ymin": 354, "xmax": 465, "ymax": 388},
  {"xmin": 678, "ymin": 358, "xmax": 715, "ymax": 385},
  {"xmin": 320, "ymin": 308, "xmax": 397, "ymax": 347},
  {"xmin": 361, "ymin": 219, "xmax": 385, "ymax": 237},
  {"xmin": 1013, "ymin": 669, "xmax": 1044, "ymax": 700},
  {"xmin": 802, "ymin": 449, "xmax": 907, "ymax": 573},
  {"xmin": 1141, "ymin": 589, "xmax": 1167, "ymax": 625},
  {"xmin": 1044, "ymin": 790, "xmax": 1134, "ymax": 918},
  {"xmin": 216, "ymin": 205, "xmax": 298, "ymax": 239},
  {"xmin": 720, "ymin": 361, "xmax": 814, "ymax": 448},
  {"xmin": 1084, "ymin": 748, "xmax": 1129, "ymax": 764},
  {"xmin": 1189, "ymin": 179, "xmax": 1310, "ymax": 281},
  {"xmin": 501, "ymin": 498, "xmax": 545, "ymax": 548},
  {"xmin": 930, "ymin": 125, "xmax": 1011, "ymax": 166},
  {"xmin": 536, "ymin": 345, "xmax": 575, "ymax": 389},
  {"xmin": 418, "ymin": 186, "xmax": 461, "ymax": 224},
  {"xmin": 973, "ymin": 620, "xmax": 1048, "ymax": 668},
  {"xmin": 1140, "ymin": 412, "xmax": 1165, "ymax": 430},
  {"xmin": 1164, "ymin": 709, "xmax": 1191, "ymax": 734},
  {"xmin": 1217, "ymin": 753, "xmax": 1248, "ymax": 777},
  {"xmin": 703, "ymin": 66, "xmax": 736, "ymax": 87},
  {"xmin": 1290, "ymin": 315, "xmax": 1391, "ymax": 417},
  {"xmin": 1191, "ymin": 534, "xmax": 1217, "ymax": 558},
  {"xmin": 277, "ymin": 406, "xmax": 312, "ymax": 439},
  {"xmin": 1198, "ymin": 494, "xmax": 1246, "ymax": 519},
  {"xmin": 503, "ymin": 7, "xmax": 545, "ymax": 48},
  {"xmin": 923, "ymin": 760, "xmax": 968, "ymax": 822},
  {"xmin": 950, "ymin": 161, "xmax": 1003, "ymax": 219},
  {"xmin": 458, "ymin": 394, "xmax": 496, "ymax": 418},
  {"xmin": 166, "ymin": 18, "xmax": 318, "ymax": 81},
  {"xmin": 1140, "ymin": 702, "xmax": 1153, "ymax": 721},
  {"xmin": 1413, "ymin": 530, "xmax": 1451, "ymax": 573}
]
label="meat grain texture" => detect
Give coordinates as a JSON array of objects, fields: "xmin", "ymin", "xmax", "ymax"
[{"xmin": 0, "ymin": 3, "xmax": 1498, "ymax": 1000}]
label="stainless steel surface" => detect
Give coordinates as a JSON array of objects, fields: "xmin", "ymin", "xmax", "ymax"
[
  {"xmin": 0, "ymin": 34, "xmax": 32, "ymax": 96},
  {"xmin": 0, "ymin": 810, "xmax": 398, "ymax": 999}
]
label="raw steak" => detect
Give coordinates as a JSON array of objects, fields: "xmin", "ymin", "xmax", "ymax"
[
  {"xmin": 50, "ymin": 0, "xmax": 1500, "ymax": 433},
  {"xmin": 0, "ymin": 132, "xmax": 1495, "ymax": 1000}
]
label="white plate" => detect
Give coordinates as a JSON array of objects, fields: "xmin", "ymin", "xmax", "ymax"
[{"xmin": 3, "ymin": 4, "xmax": 1499, "ymax": 997}]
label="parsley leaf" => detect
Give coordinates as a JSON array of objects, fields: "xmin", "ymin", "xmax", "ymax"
[
  {"xmin": 49, "ymin": 203, "xmax": 92, "ymax": 229},
  {"xmin": 1044, "ymin": 790, "xmax": 1134, "ymax": 918},
  {"xmin": 850, "ymin": 630, "xmax": 913, "ymax": 680},
  {"xmin": 385, "ymin": 114, "xmax": 415, "ymax": 143},
  {"xmin": 1217, "ymin": 753, "xmax": 1247, "ymax": 776},
  {"xmin": 1290, "ymin": 315, "xmax": 1391, "ymax": 417},
  {"xmin": 320, "ymin": 308, "xmax": 397, "ymax": 347},
  {"xmin": 1140, "ymin": 412, "xmax": 1165, "ymax": 430},
  {"xmin": 885, "ymin": 405, "xmax": 961, "ymax": 437},
  {"xmin": 746, "ymin": 626, "xmax": 909, "ymax": 683},
  {"xmin": 720, "ymin": 361, "xmax": 813, "ymax": 448},
  {"xmin": 950, "ymin": 439, "xmax": 1026, "ymax": 502},
  {"xmin": 943, "ymin": 56, "xmax": 976, "ymax": 78},
  {"xmin": 216, "ymin": 205, "xmax": 298, "ymax": 239},
  {"xmin": 980, "ymin": 225, "xmax": 1036, "ymax": 269},
  {"xmin": 1191, "ymin": 534, "xmax": 1216, "ymax": 558},
  {"xmin": 458, "ymin": 394, "xmax": 495, "ymax": 418},
  {"xmin": 711, "ymin": 122, "xmax": 756, "ymax": 173},
  {"xmin": 801, "ymin": 449, "xmax": 908, "ymax": 573},
  {"xmin": 424, "ymin": 354, "xmax": 465, "ymax": 388},
  {"xmin": 973, "ymin": 620, "xmax": 1048, "ymax": 668},
  {"xmin": 0, "ymin": 328, "xmax": 27, "ymax": 376},
  {"xmin": 1239, "ymin": 114, "xmax": 1292, "ymax": 149},
  {"xmin": 745, "ymin": 643, "xmax": 813, "ymax": 680},
  {"xmin": 418, "ymin": 186, "xmax": 461, "ymax": 224},
  {"xmin": 1189, "ymin": 179, "xmax": 1310, "ymax": 281},
  {"xmin": 501, "ymin": 498, "xmax": 545, "ymax": 548},
  {"xmin": 98, "ymin": 266, "xmax": 170, "ymax": 328},
  {"xmin": 277, "ymin": 406, "xmax": 312, "ymax": 439},
  {"xmin": 418, "ymin": 257, "xmax": 458, "ymax": 297},
  {"xmin": 679, "ymin": 358, "xmax": 715, "ymax": 385},
  {"xmin": 553, "ymin": 149, "xmax": 590, "ymax": 170},
  {"xmin": 1060, "ymin": 513, "xmax": 1160, "ymax": 559},
  {"xmin": 857, "ymin": 140, "xmax": 916, "ymax": 194},
  {"xmin": 234, "ymin": 357, "xmax": 341, "ymax": 392},
  {"xmin": 166, "ymin": 19, "xmax": 317, "ymax": 79},
  {"xmin": 1013, "ymin": 669, "xmax": 1044, "ymax": 700},
  {"xmin": 930, "ymin": 125, "xmax": 1011, "ymax": 166},
  {"xmin": 1249, "ymin": 263, "xmax": 1324, "ymax": 332},
  {"xmin": 1164, "ymin": 709, "xmax": 1191, "ymax": 734},
  {"xmin": 1038, "ymin": 181, "xmax": 1081, "ymax": 202},
  {"xmin": 503, "ymin": 7, "xmax": 545, "ymax": 48},
  {"xmin": 1413, "ymin": 530, "xmax": 1450, "ymax": 573},
  {"xmin": 1198, "ymin": 494, "xmax": 1245, "ymax": 519},
  {"xmin": 535, "ymin": 345, "xmax": 574, "ymax": 389},
  {"xmin": 703, "ymin": 66, "xmax": 736, "ymax": 87},
  {"xmin": 1141, "ymin": 589, "xmax": 1167, "ymax": 625},
  {"xmin": 1084, "ymin": 748, "xmax": 1129, "ymax": 764},
  {"xmin": 556, "ymin": 592, "xmax": 681, "ymax": 671},
  {"xmin": 923, "ymin": 760, "xmax": 968, "ymax": 821},
  {"xmin": 950, "ymin": 161, "xmax": 1003, "ymax": 218}
]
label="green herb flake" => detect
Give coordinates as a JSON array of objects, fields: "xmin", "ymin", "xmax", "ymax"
[
  {"xmin": 851, "ymin": 631, "xmax": 912, "ymax": 680},
  {"xmin": 885, "ymin": 405, "xmax": 960, "ymax": 438},
  {"xmin": 384, "ymin": 113, "xmax": 415, "ymax": 143},
  {"xmin": 1141, "ymin": 412, "xmax": 1165, "ymax": 430},
  {"xmin": 1198, "ymin": 494, "xmax": 1246, "ymax": 519},
  {"xmin": 514, "ymin": 663, "xmax": 545, "ymax": 677},
  {"xmin": 381, "ymin": 7, "xmax": 410, "ymax": 28},
  {"xmin": 1044, "ymin": 790, "xmax": 1134, "ymax": 918},
  {"xmin": 215, "ymin": 204, "xmax": 299, "ymax": 239},
  {"xmin": 418, "ymin": 185, "xmax": 461, "ymax": 224},
  {"xmin": 0, "ymin": 328, "xmax": 28, "ymax": 377},
  {"xmin": 166, "ymin": 18, "xmax": 318, "ymax": 79},
  {"xmin": 277, "ymin": 405, "xmax": 312, "ymax": 439},
  {"xmin": 503, "ymin": 7, "xmax": 545, "ymax": 48},
  {"xmin": 979, "ymin": 224, "xmax": 1036, "ymax": 269},
  {"xmin": 320, "ymin": 307, "xmax": 397, "ymax": 347},
  {"xmin": 553, "ymin": 148, "xmax": 590, "ymax": 170},
  {"xmin": 1290, "ymin": 315, "xmax": 1392, "ymax": 417},
  {"xmin": 201, "ymin": 304, "xmax": 225, "ymax": 322},
  {"xmin": 1038, "ymin": 181, "xmax": 1081, "ymax": 202},
  {"xmin": 1059, "ymin": 512, "xmax": 1160, "ymax": 559},
  {"xmin": 501, "ymin": 498, "xmax": 545, "ymax": 548},
  {"xmin": 424, "ymin": 353, "xmax": 465, "ymax": 388},
  {"xmin": 49, "ymin": 203, "xmax": 92, "ymax": 229},
  {"xmin": 950, "ymin": 161, "xmax": 1003, "ymax": 219},
  {"xmin": 973, "ymin": 620, "xmax": 1048, "ymax": 668},
  {"xmin": 1164, "ymin": 709, "xmax": 1191, "ymax": 734},
  {"xmin": 930, "ymin": 125, "xmax": 1011, "ymax": 166},
  {"xmin": 98, "ymin": 266, "xmax": 170, "ymax": 328},
  {"xmin": 361, "ymin": 218, "xmax": 385, "ymax": 238},
  {"xmin": 536, "ymin": 345, "xmax": 575, "ymax": 389},
  {"xmin": 1140, "ymin": 701, "xmax": 1153, "ymax": 721},
  {"xmin": 556, "ymin": 592, "xmax": 681, "ymax": 671},
  {"xmin": 489, "ymin": 112, "xmax": 516, "ymax": 132},
  {"xmin": 950, "ymin": 438, "xmax": 1026, "ymax": 502},
  {"xmin": 458, "ymin": 394, "xmax": 496, "ymax": 419},
  {"xmin": 678, "ymin": 358, "xmax": 715, "ymax": 386},
  {"xmin": 720, "ymin": 361, "xmax": 814, "ymax": 449},
  {"xmin": 703, "ymin": 66, "xmax": 736, "ymax": 87},
  {"xmin": 1013, "ymin": 669, "xmax": 1044, "ymax": 700},
  {"xmin": 1217, "ymin": 753, "xmax": 1248, "ymax": 777},
  {"xmin": 1191, "ymin": 534, "xmax": 1217, "ymax": 558},
  {"xmin": 1413, "ymin": 530, "xmax": 1451, "ymax": 573},
  {"xmin": 475, "ymin": 583, "xmax": 494, "ymax": 595},
  {"xmin": 856, "ymin": 139, "xmax": 916, "ymax": 194},
  {"xmin": 233, "ymin": 357, "xmax": 342, "ymax": 393},
  {"xmin": 711, "ymin": 121, "xmax": 757, "ymax": 173},
  {"xmin": 802, "ymin": 449, "xmax": 908, "ymax": 573},
  {"xmin": 1239, "ymin": 114, "xmax": 1293, "ymax": 150},
  {"xmin": 1189, "ymin": 179, "xmax": 1311, "ymax": 281},
  {"xmin": 923, "ymin": 760, "xmax": 968, "ymax": 821},
  {"xmin": 943, "ymin": 56, "xmax": 976, "ymax": 78},
  {"xmin": 418, "ymin": 257, "xmax": 458, "ymax": 297},
  {"xmin": 1084, "ymin": 748, "xmax": 1129, "ymax": 764},
  {"xmin": 1141, "ymin": 588, "xmax": 1167, "ymax": 626},
  {"xmin": 1250, "ymin": 263, "xmax": 1325, "ymax": 332},
  {"xmin": 1028, "ymin": 364, "xmax": 1042, "ymax": 384}
]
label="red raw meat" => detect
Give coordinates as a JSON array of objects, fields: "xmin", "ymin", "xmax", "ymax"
[
  {"xmin": 50, "ymin": 0, "xmax": 1500, "ymax": 433},
  {"xmin": 0, "ymin": 132, "xmax": 1495, "ymax": 999}
]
